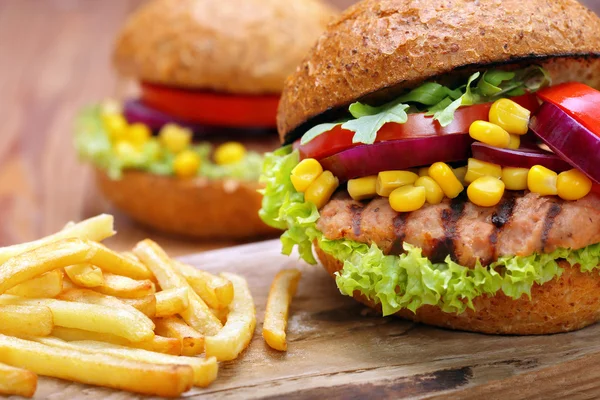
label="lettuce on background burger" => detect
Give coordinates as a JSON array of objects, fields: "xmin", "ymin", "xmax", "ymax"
[
  {"xmin": 74, "ymin": 0, "xmax": 336, "ymax": 239},
  {"xmin": 260, "ymin": 0, "xmax": 600, "ymax": 334}
]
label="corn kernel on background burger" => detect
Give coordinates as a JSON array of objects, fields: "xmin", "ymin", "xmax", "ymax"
[
  {"xmin": 260, "ymin": 0, "xmax": 600, "ymax": 334},
  {"xmin": 74, "ymin": 0, "xmax": 337, "ymax": 240}
]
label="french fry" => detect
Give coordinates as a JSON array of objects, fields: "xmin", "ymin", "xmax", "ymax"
[
  {"xmin": 205, "ymin": 273, "xmax": 256, "ymax": 361},
  {"xmin": 156, "ymin": 287, "xmax": 189, "ymax": 317},
  {"xmin": 56, "ymin": 288, "xmax": 154, "ymax": 331},
  {"xmin": 33, "ymin": 337, "xmax": 217, "ymax": 388},
  {"xmin": 52, "ymin": 327, "xmax": 181, "ymax": 355},
  {"xmin": 154, "ymin": 316, "xmax": 204, "ymax": 357},
  {"xmin": 87, "ymin": 241, "xmax": 152, "ymax": 280},
  {"xmin": 173, "ymin": 261, "xmax": 234, "ymax": 310},
  {"xmin": 121, "ymin": 295, "xmax": 157, "ymax": 318},
  {"xmin": 0, "ymin": 238, "xmax": 151, "ymax": 294},
  {"xmin": 0, "ymin": 362, "xmax": 37, "ymax": 398},
  {"xmin": 6, "ymin": 270, "xmax": 63, "ymax": 298},
  {"xmin": 262, "ymin": 269, "xmax": 302, "ymax": 351},
  {"xmin": 0, "ymin": 214, "xmax": 115, "ymax": 265},
  {"xmin": 210, "ymin": 307, "xmax": 229, "ymax": 324},
  {"xmin": 64, "ymin": 264, "xmax": 104, "ymax": 288},
  {"xmin": 0, "ymin": 239, "xmax": 91, "ymax": 294},
  {"xmin": 0, "ymin": 295, "xmax": 154, "ymax": 342},
  {"xmin": 133, "ymin": 240, "xmax": 222, "ymax": 335},
  {"xmin": 94, "ymin": 273, "xmax": 155, "ymax": 299},
  {"xmin": 0, "ymin": 305, "xmax": 53, "ymax": 337},
  {"xmin": 0, "ymin": 334, "xmax": 193, "ymax": 397}
]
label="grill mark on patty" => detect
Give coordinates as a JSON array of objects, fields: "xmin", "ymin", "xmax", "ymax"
[
  {"xmin": 489, "ymin": 193, "xmax": 517, "ymax": 257},
  {"xmin": 350, "ymin": 204, "xmax": 364, "ymax": 236},
  {"xmin": 430, "ymin": 195, "xmax": 466, "ymax": 263},
  {"xmin": 389, "ymin": 213, "xmax": 408, "ymax": 255},
  {"xmin": 541, "ymin": 202, "xmax": 562, "ymax": 252}
]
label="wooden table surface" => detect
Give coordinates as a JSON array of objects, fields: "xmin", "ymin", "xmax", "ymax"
[{"xmin": 1, "ymin": 0, "xmax": 599, "ymax": 256}]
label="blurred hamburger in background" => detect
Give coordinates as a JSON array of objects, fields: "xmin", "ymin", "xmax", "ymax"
[
  {"xmin": 75, "ymin": 0, "xmax": 336, "ymax": 240},
  {"xmin": 261, "ymin": 0, "xmax": 600, "ymax": 334}
]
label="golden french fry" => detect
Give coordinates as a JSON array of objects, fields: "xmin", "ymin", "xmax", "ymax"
[
  {"xmin": 173, "ymin": 261, "xmax": 234, "ymax": 310},
  {"xmin": 56, "ymin": 288, "xmax": 154, "ymax": 331},
  {"xmin": 0, "ymin": 334, "xmax": 193, "ymax": 397},
  {"xmin": 121, "ymin": 295, "xmax": 157, "ymax": 318},
  {"xmin": 0, "ymin": 239, "xmax": 91, "ymax": 294},
  {"xmin": 210, "ymin": 307, "xmax": 229, "ymax": 324},
  {"xmin": 52, "ymin": 327, "xmax": 181, "ymax": 355},
  {"xmin": 205, "ymin": 273, "xmax": 256, "ymax": 361},
  {"xmin": 33, "ymin": 337, "xmax": 217, "ymax": 388},
  {"xmin": 87, "ymin": 241, "xmax": 152, "ymax": 280},
  {"xmin": 0, "ymin": 361, "xmax": 37, "ymax": 398},
  {"xmin": 0, "ymin": 305, "xmax": 53, "ymax": 337},
  {"xmin": 6, "ymin": 270, "xmax": 63, "ymax": 298},
  {"xmin": 262, "ymin": 269, "xmax": 302, "ymax": 351},
  {"xmin": 0, "ymin": 295, "xmax": 153, "ymax": 342},
  {"xmin": 154, "ymin": 316, "xmax": 204, "ymax": 357},
  {"xmin": 64, "ymin": 264, "xmax": 104, "ymax": 288},
  {"xmin": 0, "ymin": 214, "xmax": 115, "ymax": 265},
  {"xmin": 156, "ymin": 287, "xmax": 189, "ymax": 317},
  {"xmin": 122, "ymin": 251, "xmax": 140, "ymax": 262},
  {"xmin": 133, "ymin": 240, "xmax": 222, "ymax": 335},
  {"xmin": 94, "ymin": 273, "xmax": 155, "ymax": 299}
]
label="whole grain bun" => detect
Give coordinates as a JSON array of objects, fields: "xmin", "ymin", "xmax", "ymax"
[
  {"xmin": 113, "ymin": 0, "xmax": 337, "ymax": 94},
  {"xmin": 96, "ymin": 169, "xmax": 279, "ymax": 240},
  {"xmin": 278, "ymin": 0, "xmax": 600, "ymax": 142},
  {"xmin": 316, "ymin": 246, "xmax": 600, "ymax": 334}
]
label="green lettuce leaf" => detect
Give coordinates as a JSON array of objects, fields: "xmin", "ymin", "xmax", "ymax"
[
  {"xmin": 74, "ymin": 106, "xmax": 264, "ymax": 181},
  {"xmin": 342, "ymin": 103, "xmax": 409, "ymax": 144},
  {"xmin": 432, "ymin": 72, "xmax": 480, "ymax": 127},
  {"xmin": 259, "ymin": 149, "xmax": 600, "ymax": 316}
]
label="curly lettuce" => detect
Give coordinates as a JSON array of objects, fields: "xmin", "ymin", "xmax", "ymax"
[
  {"xmin": 301, "ymin": 65, "xmax": 550, "ymax": 145},
  {"xmin": 75, "ymin": 106, "xmax": 264, "ymax": 181},
  {"xmin": 259, "ymin": 147, "xmax": 600, "ymax": 316}
]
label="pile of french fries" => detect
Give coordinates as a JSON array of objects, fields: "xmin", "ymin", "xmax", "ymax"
[{"xmin": 0, "ymin": 214, "xmax": 269, "ymax": 398}]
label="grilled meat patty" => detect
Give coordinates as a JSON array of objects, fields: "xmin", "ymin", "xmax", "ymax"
[{"xmin": 317, "ymin": 191, "xmax": 600, "ymax": 267}]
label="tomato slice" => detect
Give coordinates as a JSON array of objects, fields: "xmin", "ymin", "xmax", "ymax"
[
  {"xmin": 140, "ymin": 82, "xmax": 279, "ymax": 128},
  {"xmin": 295, "ymin": 94, "xmax": 539, "ymax": 160},
  {"xmin": 537, "ymin": 82, "xmax": 600, "ymax": 137}
]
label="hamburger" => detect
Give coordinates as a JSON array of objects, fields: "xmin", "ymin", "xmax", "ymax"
[
  {"xmin": 260, "ymin": 0, "xmax": 600, "ymax": 334},
  {"xmin": 74, "ymin": 0, "xmax": 336, "ymax": 239}
]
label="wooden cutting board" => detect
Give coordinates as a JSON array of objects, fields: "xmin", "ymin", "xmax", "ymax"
[{"xmin": 26, "ymin": 240, "xmax": 600, "ymax": 399}]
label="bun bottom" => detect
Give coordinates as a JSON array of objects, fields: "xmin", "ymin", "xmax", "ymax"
[
  {"xmin": 96, "ymin": 169, "xmax": 279, "ymax": 240},
  {"xmin": 315, "ymin": 245, "xmax": 600, "ymax": 334}
]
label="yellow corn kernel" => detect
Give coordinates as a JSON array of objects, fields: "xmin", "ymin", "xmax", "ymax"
[
  {"xmin": 464, "ymin": 158, "xmax": 502, "ymax": 184},
  {"xmin": 489, "ymin": 98, "xmax": 531, "ymax": 135},
  {"xmin": 501, "ymin": 167, "xmax": 529, "ymax": 190},
  {"xmin": 376, "ymin": 170, "xmax": 418, "ymax": 197},
  {"xmin": 557, "ymin": 169, "xmax": 592, "ymax": 200},
  {"xmin": 428, "ymin": 162, "xmax": 464, "ymax": 199},
  {"xmin": 173, "ymin": 150, "xmax": 201, "ymax": 178},
  {"xmin": 389, "ymin": 185, "xmax": 426, "ymax": 212},
  {"xmin": 528, "ymin": 165, "xmax": 558, "ymax": 196},
  {"xmin": 290, "ymin": 159, "xmax": 323, "ymax": 193},
  {"xmin": 508, "ymin": 134, "xmax": 520, "ymax": 150},
  {"xmin": 414, "ymin": 176, "xmax": 444, "ymax": 205},
  {"xmin": 214, "ymin": 142, "xmax": 247, "ymax": 165},
  {"xmin": 159, "ymin": 124, "xmax": 192, "ymax": 154},
  {"xmin": 348, "ymin": 176, "xmax": 377, "ymax": 201},
  {"xmin": 127, "ymin": 123, "xmax": 152, "ymax": 147},
  {"xmin": 114, "ymin": 140, "xmax": 140, "ymax": 163},
  {"xmin": 453, "ymin": 166, "xmax": 468, "ymax": 186},
  {"xmin": 467, "ymin": 176, "xmax": 505, "ymax": 207},
  {"xmin": 418, "ymin": 167, "xmax": 429, "ymax": 177},
  {"xmin": 305, "ymin": 171, "xmax": 339, "ymax": 209},
  {"xmin": 102, "ymin": 113, "xmax": 128, "ymax": 141},
  {"xmin": 469, "ymin": 120, "xmax": 511, "ymax": 148}
]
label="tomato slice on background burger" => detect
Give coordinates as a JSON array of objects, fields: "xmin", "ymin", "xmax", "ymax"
[
  {"xmin": 295, "ymin": 93, "xmax": 539, "ymax": 160},
  {"xmin": 140, "ymin": 82, "xmax": 280, "ymax": 128}
]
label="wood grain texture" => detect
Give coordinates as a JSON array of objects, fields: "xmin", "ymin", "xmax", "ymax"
[{"xmin": 14, "ymin": 239, "xmax": 600, "ymax": 399}]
